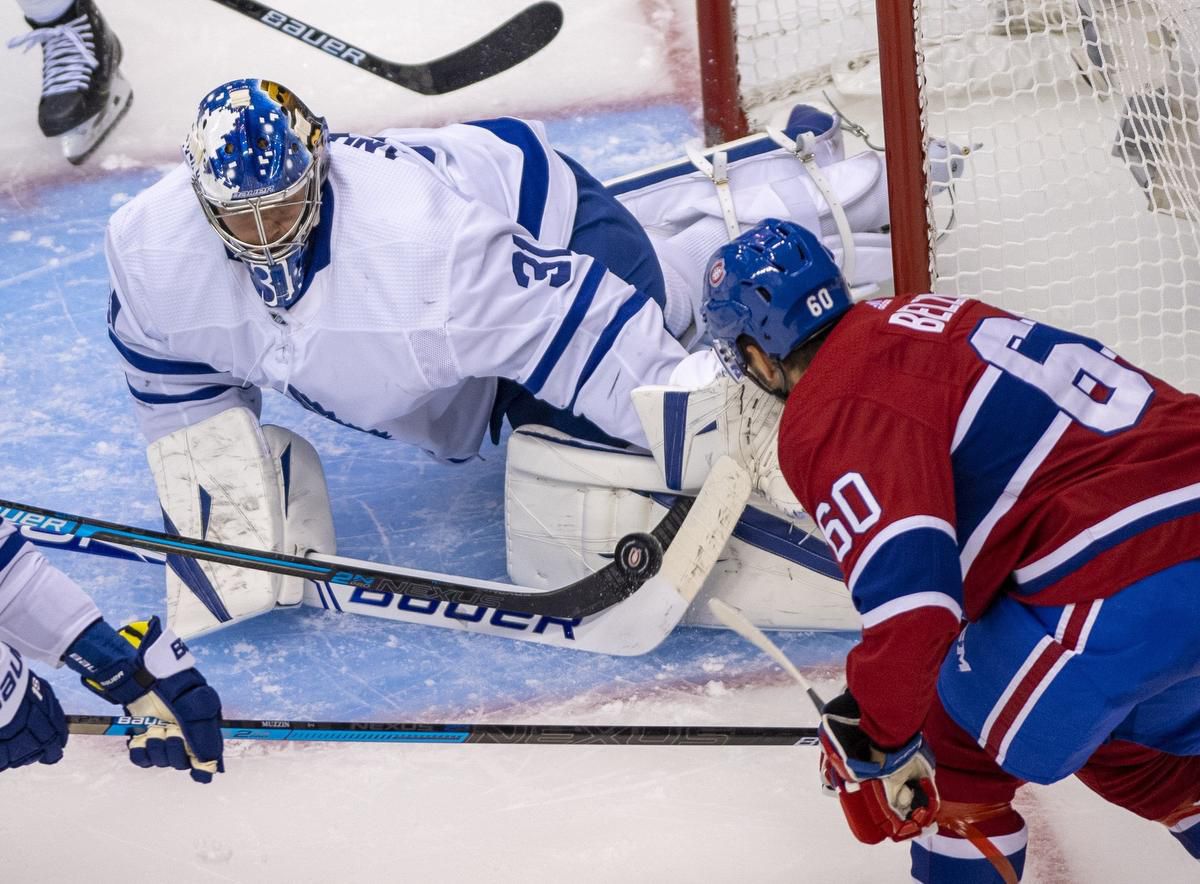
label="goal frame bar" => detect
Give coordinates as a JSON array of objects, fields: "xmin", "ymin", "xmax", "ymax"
[{"xmin": 694, "ymin": 0, "xmax": 933, "ymax": 292}]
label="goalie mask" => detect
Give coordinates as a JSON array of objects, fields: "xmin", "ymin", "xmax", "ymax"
[
  {"xmin": 183, "ymin": 78, "xmax": 329, "ymax": 309},
  {"xmin": 702, "ymin": 218, "xmax": 852, "ymax": 385}
]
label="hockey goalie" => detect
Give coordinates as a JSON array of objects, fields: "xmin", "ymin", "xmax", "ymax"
[{"xmin": 105, "ymin": 78, "xmax": 968, "ymax": 649}]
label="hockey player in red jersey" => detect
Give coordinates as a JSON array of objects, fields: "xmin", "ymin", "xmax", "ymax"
[{"xmin": 701, "ymin": 219, "xmax": 1200, "ymax": 882}]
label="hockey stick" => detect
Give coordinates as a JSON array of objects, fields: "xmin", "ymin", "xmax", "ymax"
[
  {"xmin": 68, "ymin": 713, "xmax": 817, "ymax": 746},
  {"xmin": 709, "ymin": 599, "xmax": 1021, "ymax": 883},
  {"xmin": 210, "ymin": 0, "xmax": 563, "ymax": 95},
  {"xmin": 0, "ymin": 497, "xmax": 684, "ymax": 620},
  {"xmin": 8, "ymin": 459, "xmax": 752, "ymax": 655},
  {"xmin": 708, "ymin": 599, "xmax": 827, "ymax": 712}
]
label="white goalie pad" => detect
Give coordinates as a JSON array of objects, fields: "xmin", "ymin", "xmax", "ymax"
[
  {"xmin": 504, "ymin": 425, "xmax": 858, "ymax": 631},
  {"xmin": 619, "ymin": 149, "xmax": 889, "ymax": 244},
  {"xmin": 609, "ymin": 109, "xmax": 894, "ymax": 343},
  {"xmin": 262, "ymin": 423, "xmax": 338, "ymax": 588},
  {"xmin": 147, "ymin": 407, "xmax": 335, "ymax": 639}
]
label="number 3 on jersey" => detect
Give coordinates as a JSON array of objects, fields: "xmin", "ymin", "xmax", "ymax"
[
  {"xmin": 970, "ymin": 317, "xmax": 1153, "ymax": 434},
  {"xmin": 816, "ymin": 472, "xmax": 882, "ymax": 562},
  {"xmin": 511, "ymin": 234, "xmax": 572, "ymax": 288}
]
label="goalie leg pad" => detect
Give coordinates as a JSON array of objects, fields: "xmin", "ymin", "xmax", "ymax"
[
  {"xmin": 147, "ymin": 408, "xmax": 332, "ymax": 638},
  {"xmin": 262, "ymin": 425, "xmax": 337, "ymax": 608},
  {"xmin": 505, "ymin": 426, "xmax": 667, "ymax": 589}
]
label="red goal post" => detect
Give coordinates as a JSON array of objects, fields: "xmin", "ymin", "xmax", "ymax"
[{"xmin": 695, "ymin": 0, "xmax": 1200, "ymax": 390}]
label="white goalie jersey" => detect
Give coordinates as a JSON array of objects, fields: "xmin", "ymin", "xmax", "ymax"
[{"xmin": 106, "ymin": 121, "xmax": 689, "ymax": 460}]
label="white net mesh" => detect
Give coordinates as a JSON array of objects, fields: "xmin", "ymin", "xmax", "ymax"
[{"xmin": 728, "ymin": 0, "xmax": 1200, "ymax": 390}]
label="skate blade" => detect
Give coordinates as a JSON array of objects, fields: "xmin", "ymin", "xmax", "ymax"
[{"xmin": 60, "ymin": 70, "xmax": 133, "ymax": 166}]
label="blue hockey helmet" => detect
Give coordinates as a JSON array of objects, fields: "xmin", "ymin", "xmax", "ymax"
[
  {"xmin": 183, "ymin": 79, "xmax": 329, "ymax": 308},
  {"xmin": 702, "ymin": 219, "xmax": 852, "ymax": 381}
]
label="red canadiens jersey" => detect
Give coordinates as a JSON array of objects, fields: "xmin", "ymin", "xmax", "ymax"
[{"xmin": 777, "ymin": 294, "xmax": 1200, "ymax": 747}]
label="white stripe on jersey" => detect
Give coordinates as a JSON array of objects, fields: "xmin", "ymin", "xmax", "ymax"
[
  {"xmin": 859, "ymin": 591, "xmax": 962, "ymax": 630},
  {"xmin": 1013, "ymin": 481, "xmax": 1200, "ymax": 585},
  {"xmin": 951, "ymin": 365, "xmax": 1002, "ymax": 454},
  {"xmin": 959, "ymin": 412, "xmax": 1073, "ymax": 579}
]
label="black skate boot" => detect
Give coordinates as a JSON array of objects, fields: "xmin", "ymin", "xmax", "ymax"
[{"xmin": 7, "ymin": 0, "xmax": 133, "ymax": 164}]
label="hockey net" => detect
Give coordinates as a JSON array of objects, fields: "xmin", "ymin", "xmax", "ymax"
[{"xmin": 697, "ymin": 0, "xmax": 1200, "ymax": 391}]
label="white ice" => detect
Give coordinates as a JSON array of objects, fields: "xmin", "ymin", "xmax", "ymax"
[{"xmin": 0, "ymin": 0, "xmax": 1196, "ymax": 880}]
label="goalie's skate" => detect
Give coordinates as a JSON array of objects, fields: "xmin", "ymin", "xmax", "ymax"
[{"xmin": 7, "ymin": 0, "xmax": 133, "ymax": 164}]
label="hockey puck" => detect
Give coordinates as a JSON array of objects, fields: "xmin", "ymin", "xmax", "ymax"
[{"xmin": 613, "ymin": 532, "xmax": 663, "ymax": 580}]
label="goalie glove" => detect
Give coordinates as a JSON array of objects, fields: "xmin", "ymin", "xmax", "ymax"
[
  {"xmin": 818, "ymin": 689, "xmax": 939, "ymax": 844},
  {"xmin": 68, "ymin": 617, "xmax": 224, "ymax": 783}
]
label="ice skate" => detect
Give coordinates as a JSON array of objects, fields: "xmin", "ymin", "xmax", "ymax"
[{"xmin": 7, "ymin": 0, "xmax": 133, "ymax": 164}]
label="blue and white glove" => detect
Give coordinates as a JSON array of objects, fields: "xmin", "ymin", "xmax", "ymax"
[
  {"xmin": 0, "ymin": 643, "xmax": 68, "ymax": 771},
  {"xmin": 67, "ymin": 617, "xmax": 224, "ymax": 783}
]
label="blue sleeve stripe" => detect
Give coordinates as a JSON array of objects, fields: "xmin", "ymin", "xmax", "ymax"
[
  {"xmin": 0, "ymin": 528, "xmax": 27, "ymax": 571},
  {"xmin": 568, "ymin": 291, "xmax": 651, "ymax": 411},
  {"xmin": 849, "ymin": 525, "xmax": 963, "ymax": 618},
  {"xmin": 109, "ymin": 330, "xmax": 220, "ymax": 376},
  {"xmin": 126, "ymin": 381, "xmax": 233, "ymax": 405},
  {"xmin": 525, "ymin": 260, "xmax": 606, "ymax": 395},
  {"xmin": 466, "ymin": 118, "xmax": 550, "ymax": 238}
]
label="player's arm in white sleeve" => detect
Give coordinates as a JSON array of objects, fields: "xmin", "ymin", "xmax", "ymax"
[
  {"xmin": 105, "ymin": 226, "xmax": 262, "ymax": 445},
  {"xmin": 446, "ymin": 209, "xmax": 690, "ymax": 448},
  {"xmin": 0, "ymin": 519, "xmax": 225, "ymax": 781},
  {"xmin": 0, "ymin": 520, "xmax": 101, "ymax": 666}
]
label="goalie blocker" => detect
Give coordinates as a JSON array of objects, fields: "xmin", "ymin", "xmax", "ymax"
[{"xmin": 148, "ymin": 407, "xmax": 336, "ymax": 639}]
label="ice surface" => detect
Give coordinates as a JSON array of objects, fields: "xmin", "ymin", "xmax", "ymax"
[{"xmin": 0, "ymin": 1, "xmax": 1195, "ymax": 880}]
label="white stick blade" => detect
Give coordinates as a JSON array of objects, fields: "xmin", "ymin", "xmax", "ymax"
[{"xmin": 659, "ymin": 456, "xmax": 752, "ymax": 604}]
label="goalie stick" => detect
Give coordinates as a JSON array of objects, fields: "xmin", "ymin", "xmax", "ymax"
[
  {"xmin": 68, "ymin": 713, "xmax": 818, "ymax": 746},
  {"xmin": 2, "ymin": 457, "xmax": 752, "ymax": 652},
  {"xmin": 210, "ymin": 0, "xmax": 563, "ymax": 95}
]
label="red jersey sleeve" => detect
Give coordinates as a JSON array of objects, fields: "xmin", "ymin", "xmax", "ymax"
[{"xmin": 779, "ymin": 392, "xmax": 963, "ymax": 748}]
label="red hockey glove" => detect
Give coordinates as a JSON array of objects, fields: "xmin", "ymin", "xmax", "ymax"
[{"xmin": 818, "ymin": 689, "xmax": 939, "ymax": 844}]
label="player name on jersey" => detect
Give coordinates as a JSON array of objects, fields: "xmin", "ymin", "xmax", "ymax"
[{"xmin": 887, "ymin": 293, "xmax": 967, "ymax": 333}]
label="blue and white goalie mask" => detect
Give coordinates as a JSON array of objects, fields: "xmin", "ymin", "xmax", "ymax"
[{"xmin": 183, "ymin": 79, "xmax": 329, "ymax": 309}]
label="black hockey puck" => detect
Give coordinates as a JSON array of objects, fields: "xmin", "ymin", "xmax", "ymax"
[{"xmin": 613, "ymin": 532, "xmax": 663, "ymax": 580}]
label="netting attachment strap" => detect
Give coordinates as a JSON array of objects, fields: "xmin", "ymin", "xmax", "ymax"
[
  {"xmin": 687, "ymin": 145, "xmax": 742, "ymax": 240},
  {"xmin": 767, "ymin": 126, "xmax": 857, "ymax": 288}
]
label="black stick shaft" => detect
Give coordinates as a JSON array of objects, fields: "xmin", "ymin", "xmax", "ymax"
[
  {"xmin": 68, "ymin": 714, "xmax": 818, "ymax": 746},
  {"xmin": 209, "ymin": 0, "xmax": 563, "ymax": 95}
]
